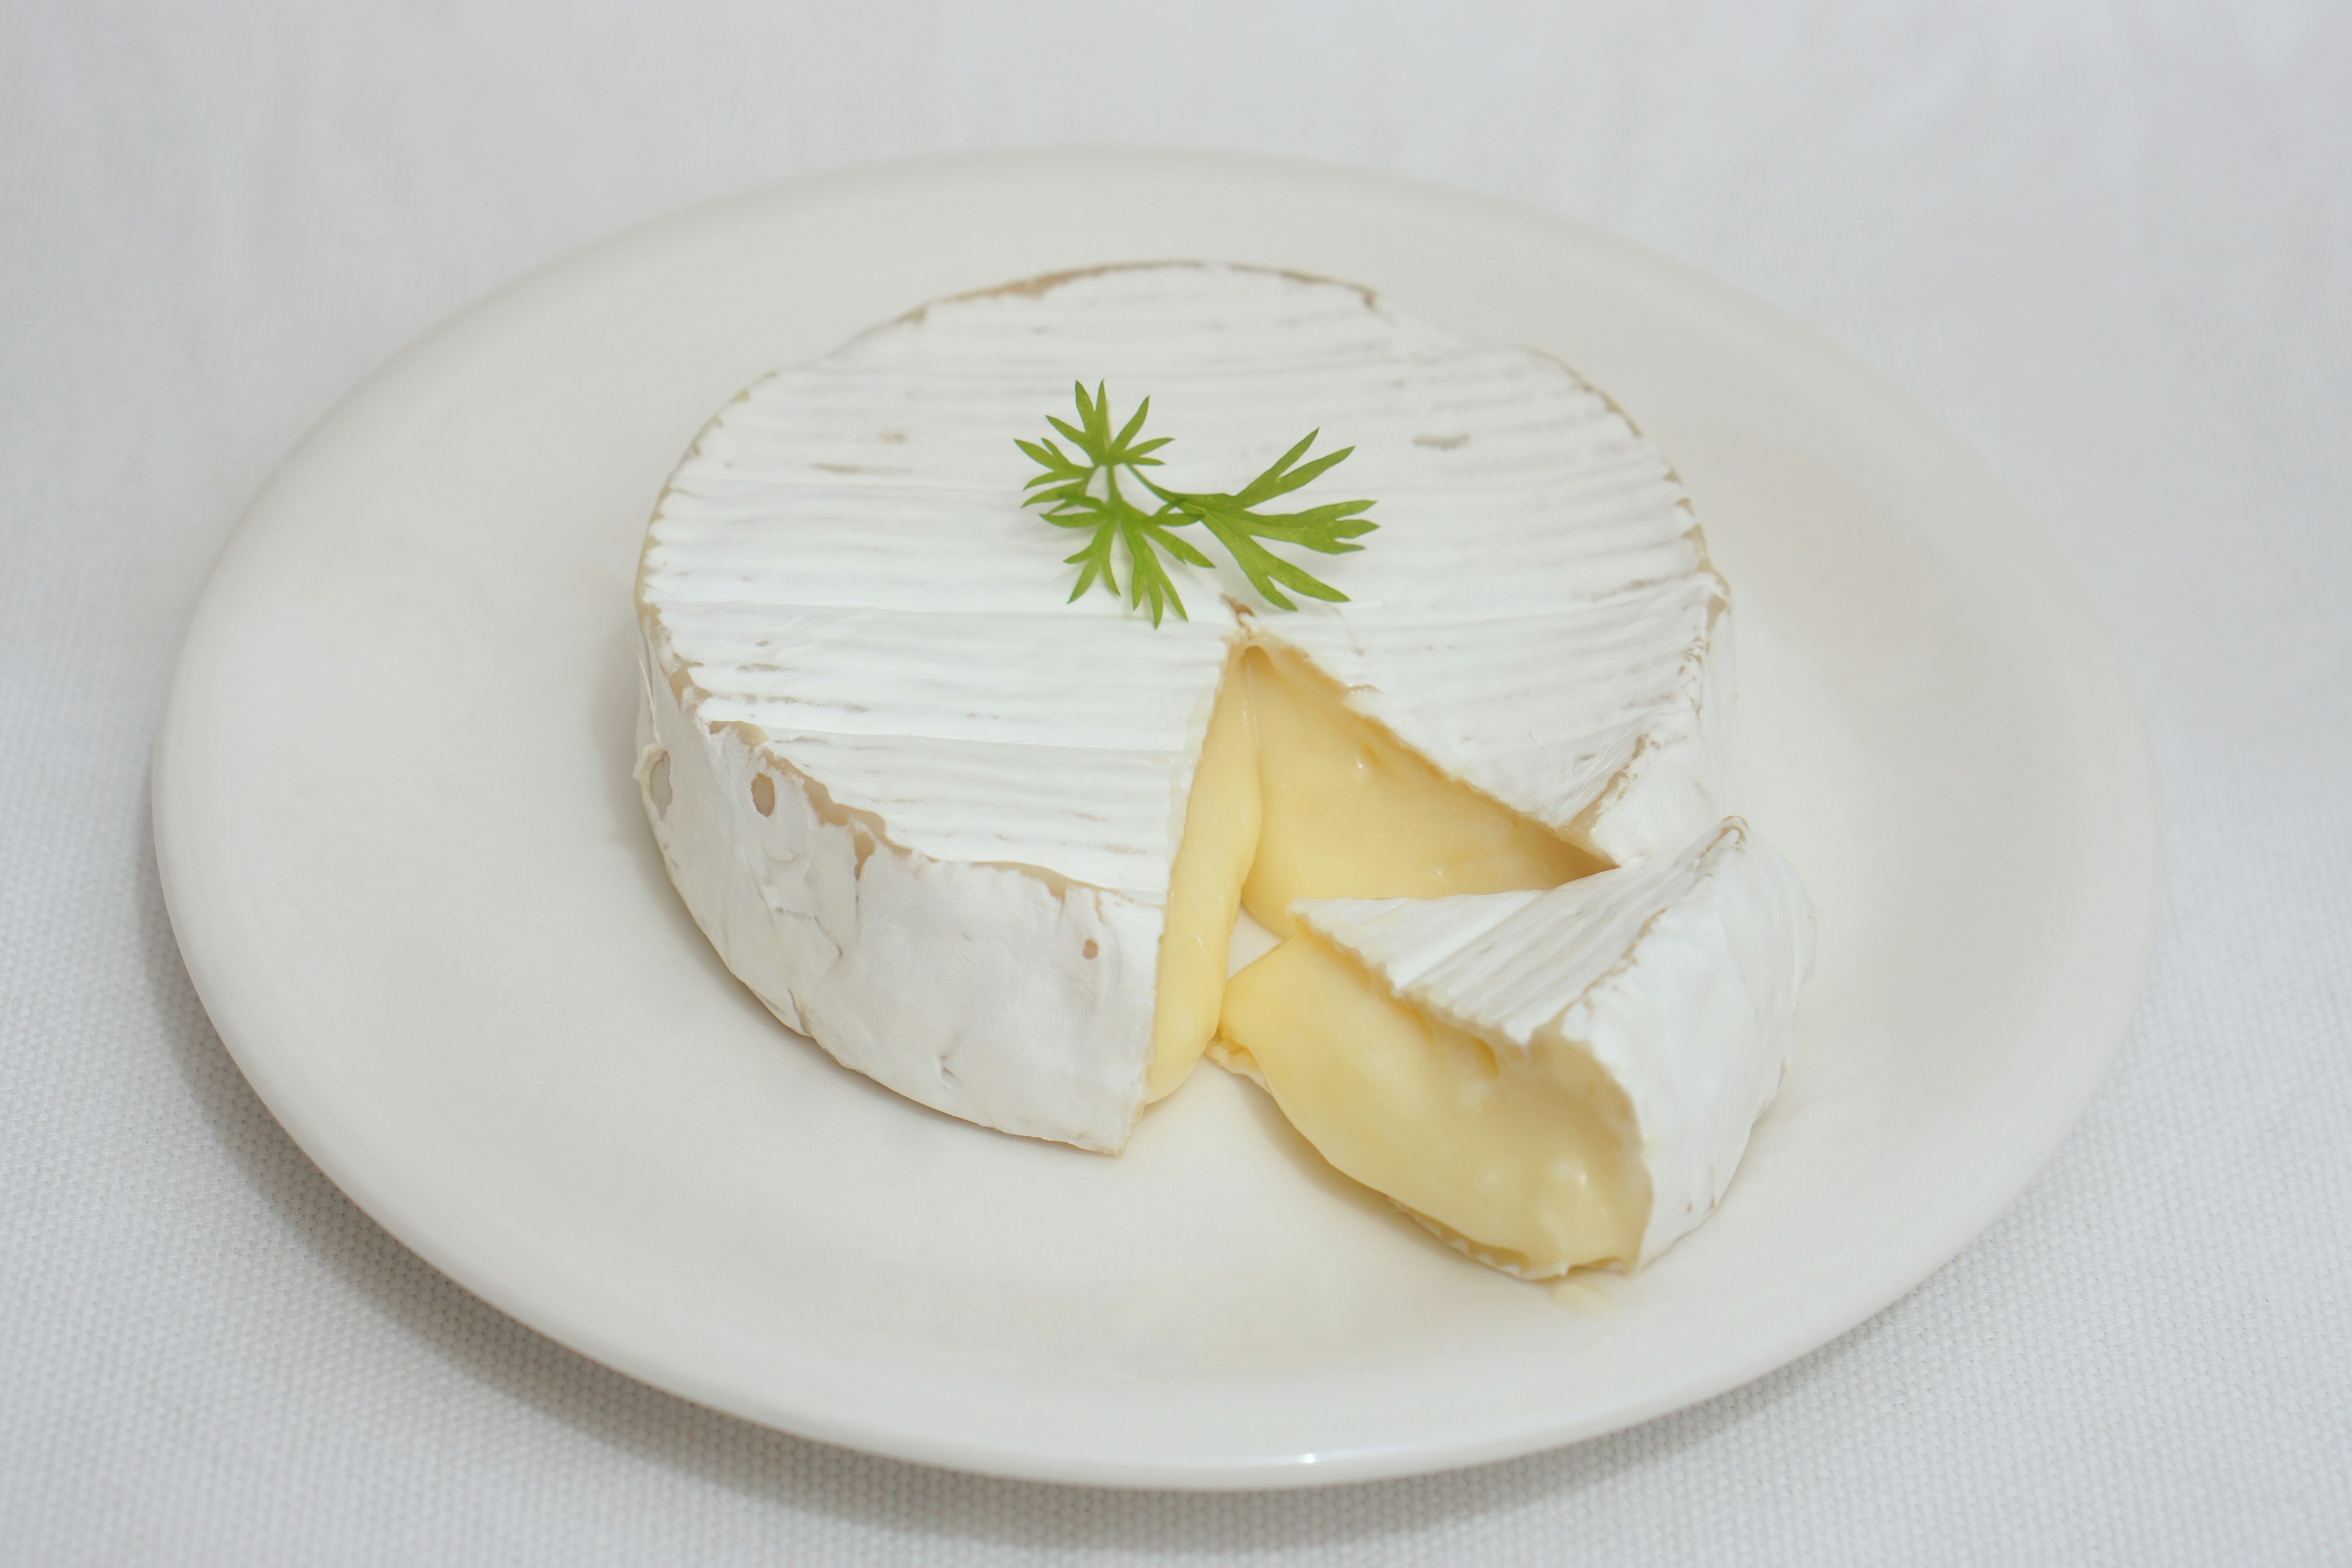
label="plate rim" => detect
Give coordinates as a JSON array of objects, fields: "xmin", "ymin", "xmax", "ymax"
[{"xmin": 152, "ymin": 145, "xmax": 2163, "ymax": 1489}]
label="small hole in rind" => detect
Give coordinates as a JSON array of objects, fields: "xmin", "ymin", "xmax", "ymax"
[
  {"xmin": 1082, "ymin": 940, "xmax": 1099, "ymax": 959},
  {"xmin": 750, "ymin": 774, "xmax": 775, "ymax": 816},
  {"xmin": 648, "ymin": 752, "xmax": 673, "ymax": 816}
]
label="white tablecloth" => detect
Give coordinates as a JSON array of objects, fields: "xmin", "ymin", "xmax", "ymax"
[{"xmin": 5, "ymin": 2, "xmax": 2346, "ymax": 1561}]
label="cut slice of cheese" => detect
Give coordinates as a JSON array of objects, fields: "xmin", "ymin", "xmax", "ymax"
[
  {"xmin": 1218, "ymin": 820, "xmax": 1815, "ymax": 1275},
  {"xmin": 1216, "ymin": 933, "xmax": 1649, "ymax": 1271},
  {"xmin": 638, "ymin": 262, "xmax": 1737, "ymax": 1154}
]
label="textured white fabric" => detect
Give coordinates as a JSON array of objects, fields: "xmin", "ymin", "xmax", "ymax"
[{"xmin": 4, "ymin": 1, "xmax": 2347, "ymax": 1561}]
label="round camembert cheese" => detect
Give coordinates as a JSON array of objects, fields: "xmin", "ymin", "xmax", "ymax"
[{"xmin": 636, "ymin": 262, "xmax": 1801, "ymax": 1274}]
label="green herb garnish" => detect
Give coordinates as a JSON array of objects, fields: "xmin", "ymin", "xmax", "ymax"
[{"xmin": 1017, "ymin": 382, "xmax": 1378, "ymax": 626}]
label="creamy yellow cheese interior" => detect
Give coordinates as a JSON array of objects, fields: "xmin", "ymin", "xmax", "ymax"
[
  {"xmin": 1145, "ymin": 660, "xmax": 1261, "ymax": 1099},
  {"xmin": 1145, "ymin": 647, "xmax": 1637, "ymax": 1275},
  {"xmin": 1147, "ymin": 646, "xmax": 1596, "ymax": 1099},
  {"xmin": 1243, "ymin": 646, "xmax": 1599, "ymax": 935},
  {"xmin": 1219, "ymin": 933, "xmax": 1646, "ymax": 1275}
]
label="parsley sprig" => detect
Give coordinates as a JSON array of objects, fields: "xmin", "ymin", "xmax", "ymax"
[{"xmin": 1017, "ymin": 382, "xmax": 1377, "ymax": 626}]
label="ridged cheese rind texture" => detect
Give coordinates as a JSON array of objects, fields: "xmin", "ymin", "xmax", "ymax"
[
  {"xmin": 1292, "ymin": 819, "xmax": 1815, "ymax": 1262},
  {"xmin": 637, "ymin": 262, "xmax": 1730, "ymax": 1150}
]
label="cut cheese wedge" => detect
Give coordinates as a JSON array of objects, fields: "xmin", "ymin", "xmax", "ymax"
[
  {"xmin": 637, "ymin": 262, "xmax": 1735, "ymax": 1154},
  {"xmin": 1218, "ymin": 820, "xmax": 1815, "ymax": 1275}
]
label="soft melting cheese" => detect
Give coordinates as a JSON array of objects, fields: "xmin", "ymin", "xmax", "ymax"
[
  {"xmin": 1219, "ymin": 932, "xmax": 1648, "ymax": 1273},
  {"xmin": 1223, "ymin": 820, "xmax": 1815, "ymax": 1273},
  {"xmin": 1145, "ymin": 657, "xmax": 1260, "ymax": 1101},
  {"xmin": 1242, "ymin": 646, "xmax": 1604, "ymax": 935}
]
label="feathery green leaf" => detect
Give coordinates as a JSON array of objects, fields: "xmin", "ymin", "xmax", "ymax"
[{"xmin": 1015, "ymin": 383, "xmax": 1378, "ymax": 625}]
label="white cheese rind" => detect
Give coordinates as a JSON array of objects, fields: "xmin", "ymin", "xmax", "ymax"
[
  {"xmin": 1292, "ymin": 819, "xmax": 1815, "ymax": 1263},
  {"xmin": 637, "ymin": 263, "xmax": 1732, "ymax": 1150},
  {"xmin": 637, "ymin": 638, "xmax": 1158, "ymax": 1151}
]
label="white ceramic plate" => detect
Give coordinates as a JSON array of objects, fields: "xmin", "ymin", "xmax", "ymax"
[{"xmin": 154, "ymin": 149, "xmax": 2158, "ymax": 1489}]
